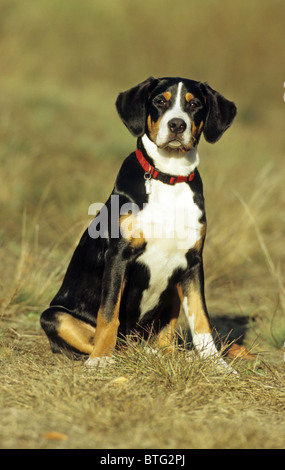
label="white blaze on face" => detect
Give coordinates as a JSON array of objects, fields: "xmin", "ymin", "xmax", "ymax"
[{"xmin": 156, "ymin": 82, "xmax": 192, "ymax": 148}]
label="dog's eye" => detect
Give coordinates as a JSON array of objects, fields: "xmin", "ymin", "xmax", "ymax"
[
  {"xmin": 189, "ymin": 101, "xmax": 198, "ymax": 109},
  {"xmin": 155, "ymin": 98, "xmax": 167, "ymax": 107}
]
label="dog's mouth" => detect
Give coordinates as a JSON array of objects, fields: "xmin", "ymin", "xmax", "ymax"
[
  {"xmin": 158, "ymin": 135, "xmax": 198, "ymax": 153},
  {"xmin": 167, "ymin": 139, "xmax": 183, "ymax": 149},
  {"xmin": 160, "ymin": 138, "xmax": 190, "ymax": 153}
]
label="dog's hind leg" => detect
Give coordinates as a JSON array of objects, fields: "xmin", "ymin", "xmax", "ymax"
[{"xmin": 40, "ymin": 308, "xmax": 95, "ymax": 358}]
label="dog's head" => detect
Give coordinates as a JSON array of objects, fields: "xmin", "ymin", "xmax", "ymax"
[{"xmin": 116, "ymin": 77, "xmax": 237, "ymax": 152}]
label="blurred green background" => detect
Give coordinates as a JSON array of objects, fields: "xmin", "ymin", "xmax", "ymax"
[{"xmin": 0, "ymin": 0, "xmax": 284, "ymax": 317}]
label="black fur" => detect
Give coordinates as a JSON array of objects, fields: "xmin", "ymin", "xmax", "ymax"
[
  {"xmin": 116, "ymin": 77, "xmax": 158, "ymax": 136},
  {"xmin": 199, "ymin": 82, "xmax": 237, "ymax": 143}
]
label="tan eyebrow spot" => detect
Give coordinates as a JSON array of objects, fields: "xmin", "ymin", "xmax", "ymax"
[
  {"xmin": 163, "ymin": 91, "xmax": 171, "ymax": 101},
  {"xmin": 186, "ymin": 92, "xmax": 194, "ymax": 102}
]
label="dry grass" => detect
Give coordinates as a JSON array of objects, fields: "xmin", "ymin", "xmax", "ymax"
[
  {"xmin": 0, "ymin": 0, "xmax": 285, "ymax": 450},
  {"xmin": 0, "ymin": 329, "xmax": 284, "ymax": 449}
]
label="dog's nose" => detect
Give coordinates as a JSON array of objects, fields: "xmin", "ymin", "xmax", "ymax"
[{"xmin": 168, "ymin": 118, "xmax": 186, "ymax": 134}]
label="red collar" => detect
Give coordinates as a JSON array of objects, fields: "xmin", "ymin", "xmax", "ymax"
[{"xmin": 135, "ymin": 149, "xmax": 195, "ymax": 185}]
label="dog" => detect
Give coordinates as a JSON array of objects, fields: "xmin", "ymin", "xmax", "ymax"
[{"xmin": 40, "ymin": 76, "xmax": 237, "ymax": 369}]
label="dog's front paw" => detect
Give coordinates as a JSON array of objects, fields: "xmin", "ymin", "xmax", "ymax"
[
  {"xmin": 84, "ymin": 356, "xmax": 115, "ymax": 369},
  {"xmin": 215, "ymin": 357, "xmax": 239, "ymax": 376}
]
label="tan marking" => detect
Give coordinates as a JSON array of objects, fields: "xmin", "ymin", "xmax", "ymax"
[
  {"xmin": 156, "ymin": 319, "xmax": 177, "ymax": 354},
  {"xmin": 57, "ymin": 314, "xmax": 95, "ymax": 355},
  {"xmin": 177, "ymin": 283, "xmax": 184, "ymax": 303},
  {"xmin": 120, "ymin": 214, "xmax": 146, "ymax": 249},
  {"xmin": 187, "ymin": 284, "xmax": 211, "ymax": 334},
  {"xmin": 90, "ymin": 309, "xmax": 119, "ymax": 358},
  {"xmin": 163, "ymin": 91, "xmax": 171, "ymax": 101},
  {"xmin": 90, "ymin": 280, "xmax": 125, "ymax": 358},
  {"xmin": 178, "ymin": 281, "xmax": 211, "ymax": 335},
  {"xmin": 193, "ymin": 220, "xmax": 207, "ymax": 252},
  {"xmin": 227, "ymin": 344, "xmax": 256, "ymax": 359},
  {"xmin": 200, "ymin": 220, "xmax": 207, "ymax": 239},
  {"xmin": 157, "ymin": 291, "xmax": 181, "ymax": 352},
  {"xmin": 191, "ymin": 120, "xmax": 204, "ymax": 138},
  {"xmin": 147, "ymin": 114, "xmax": 162, "ymax": 143},
  {"xmin": 186, "ymin": 92, "xmax": 194, "ymax": 102},
  {"xmin": 156, "ymin": 286, "xmax": 181, "ymax": 352}
]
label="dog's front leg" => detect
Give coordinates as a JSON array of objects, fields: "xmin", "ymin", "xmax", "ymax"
[
  {"xmin": 85, "ymin": 248, "xmax": 126, "ymax": 368},
  {"xmin": 178, "ymin": 263, "xmax": 235, "ymax": 373}
]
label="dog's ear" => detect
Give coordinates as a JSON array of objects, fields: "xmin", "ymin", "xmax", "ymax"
[
  {"xmin": 116, "ymin": 77, "xmax": 158, "ymax": 137},
  {"xmin": 199, "ymin": 82, "xmax": 237, "ymax": 143}
]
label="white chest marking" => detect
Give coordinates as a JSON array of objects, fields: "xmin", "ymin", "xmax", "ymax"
[{"xmin": 134, "ymin": 180, "xmax": 203, "ymax": 316}]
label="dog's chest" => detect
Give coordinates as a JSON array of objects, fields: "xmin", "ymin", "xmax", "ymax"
[{"xmin": 134, "ymin": 180, "xmax": 203, "ymax": 315}]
